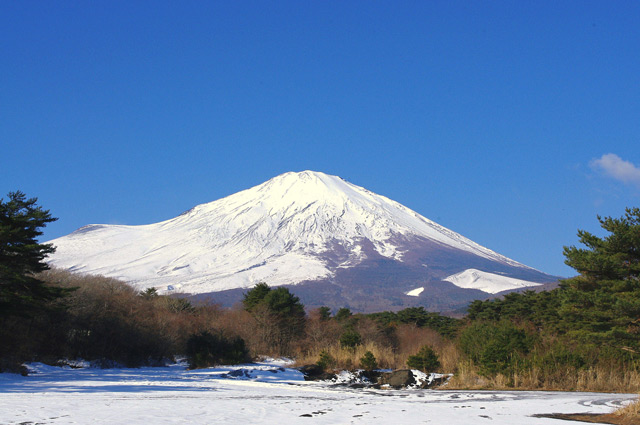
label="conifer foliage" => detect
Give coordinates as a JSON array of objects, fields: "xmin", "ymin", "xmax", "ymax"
[
  {"xmin": 242, "ymin": 283, "xmax": 306, "ymax": 354},
  {"xmin": 563, "ymin": 207, "xmax": 640, "ymax": 284},
  {"xmin": 559, "ymin": 207, "xmax": 640, "ymax": 351},
  {"xmin": 406, "ymin": 345, "xmax": 440, "ymax": 373},
  {"xmin": 464, "ymin": 207, "xmax": 640, "ymax": 378},
  {"xmin": 0, "ymin": 191, "xmax": 61, "ymax": 317},
  {"xmin": 186, "ymin": 331, "xmax": 249, "ymax": 369}
]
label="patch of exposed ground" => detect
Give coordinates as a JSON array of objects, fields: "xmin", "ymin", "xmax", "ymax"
[{"xmin": 535, "ymin": 413, "xmax": 639, "ymax": 425}]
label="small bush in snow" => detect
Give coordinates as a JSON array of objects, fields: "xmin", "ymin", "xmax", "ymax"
[
  {"xmin": 359, "ymin": 351, "xmax": 378, "ymax": 371},
  {"xmin": 316, "ymin": 350, "xmax": 335, "ymax": 371},
  {"xmin": 406, "ymin": 345, "xmax": 440, "ymax": 373},
  {"xmin": 186, "ymin": 332, "xmax": 250, "ymax": 369}
]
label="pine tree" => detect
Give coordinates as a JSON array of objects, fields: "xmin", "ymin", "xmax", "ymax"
[
  {"xmin": 406, "ymin": 345, "xmax": 440, "ymax": 372},
  {"xmin": 559, "ymin": 207, "xmax": 640, "ymax": 352},
  {"xmin": 359, "ymin": 350, "xmax": 378, "ymax": 371},
  {"xmin": 242, "ymin": 282, "xmax": 271, "ymax": 310},
  {"xmin": 563, "ymin": 207, "xmax": 640, "ymax": 286},
  {"xmin": 0, "ymin": 191, "xmax": 61, "ymax": 318}
]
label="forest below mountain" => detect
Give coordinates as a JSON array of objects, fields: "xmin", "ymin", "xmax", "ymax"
[{"xmin": 1, "ymin": 192, "xmax": 639, "ymax": 396}]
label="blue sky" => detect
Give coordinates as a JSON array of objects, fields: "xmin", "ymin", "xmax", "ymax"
[{"xmin": 2, "ymin": 1, "xmax": 639, "ymax": 277}]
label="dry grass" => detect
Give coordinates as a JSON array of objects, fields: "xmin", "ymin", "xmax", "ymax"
[
  {"xmin": 446, "ymin": 360, "xmax": 487, "ymax": 388},
  {"xmin": 610, "ymin": 397, "xmax": 640, "ymax": 425},
  {"xmin": 294, "ymin": 342, "xmax": 398, "ymax": 370},
  {"xmin": 437, "ymin": 341, "xmax": 461, "ymax": 373},
  {"xmin": 446, "ymin": 362, "xmax": 640, "ymax": 393},
  {"xmin": 550, "ymin": 398, "xmax": 640, "ymax": 425},
  {"xmin": 573, "ymin": 367, "xmax": 640, "ymax": 393},
  {"xmin": 293, "ymin": 323, "xmax": 459, "ymax": 372}
]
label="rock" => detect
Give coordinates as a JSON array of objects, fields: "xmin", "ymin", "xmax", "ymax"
[
  {"xmin": 431, "ymin": 375, "xmax": 450, "ymax": 388},
  {"xmin": 314, "ymin": 372, "xmax": 338, "ymax": 381},
  {"xmin": 298, "ymin": 364, "xmax": 323, "ymax": 376},
  {"xmin": 298, "ymin": 364, "xmax": 337, "ymax": 381},
  {"xmin": 359, "ymin": 370, "xmax": 381, "ymax": 382},
  {"xmin": 418, "ymin": 374, "xmax": 449, "ymax": 389},
  {"xmin": 0, "ymin": 360, "xmax": 29, "ymax": 376},
  {"xmin": 226, "ymin": 369, "xmax": 251, "ymax": 378},
  {"xmin": 378, "ymin": 369, "xmax": 415, "ymax": 389}
]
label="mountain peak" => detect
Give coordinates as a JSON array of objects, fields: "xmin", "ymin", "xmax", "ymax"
[
  {"xmin": 278, "ymin": 170, "xmax": 334, "ymax": 181},
  {"xmin": 255, "ymin": 171, "xmax": 349, "ymax": 202},
  {"xmin": 46, "ymin": 171, "xmax": 558, "ymax": 310}
]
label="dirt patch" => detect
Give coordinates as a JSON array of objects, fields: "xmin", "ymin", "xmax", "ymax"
[{"xmin": 534, "ymin": 413, "xmax": 639, "ymax": 425}]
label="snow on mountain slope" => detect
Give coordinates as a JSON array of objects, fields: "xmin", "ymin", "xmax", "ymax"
[
  {"xmin": 47, "ymin": 171, "xmax": 541, "ymax": 295},
  {"xmin": 405, "ymin": 287, "xmax": 425, "ymax": 297},
  {"xmin": 443, "ymin": 269, "xmax": 542, "ymax": 294}
]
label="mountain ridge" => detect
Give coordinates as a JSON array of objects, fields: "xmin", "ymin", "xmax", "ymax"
[{"xmin": 47, "ymin": 171, "xmax": 559, "ymax": 310}]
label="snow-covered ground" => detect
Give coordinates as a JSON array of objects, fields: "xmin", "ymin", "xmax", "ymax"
[
  {"xmin": 0, "ymin": 360, "xmax": 636, "ymax": 425},
  {"xmin": 443, "ymin": 268, "xmax": 543, "ymax": 294}
]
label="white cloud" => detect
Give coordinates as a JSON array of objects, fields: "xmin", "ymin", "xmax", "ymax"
[{"xmin": 590, "ymin": 153, "xmax": 640, "ymax": 187}]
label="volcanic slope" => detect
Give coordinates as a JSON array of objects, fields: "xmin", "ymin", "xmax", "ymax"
[{"xmin": 47, "ymin": 171, "xmax": 559, "ymax": 311}]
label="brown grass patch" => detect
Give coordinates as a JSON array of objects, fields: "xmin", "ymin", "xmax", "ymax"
[
  {"xmin": 608, "ymin": 397, "xmax": 640, "ymax": 425},
  {"xmin": 534, "ymin": 413, "xmax": 638, "ymax": 425},
  {"xmin": 446, "ymin": 361, "xmax": 640, "ymax": 393}
]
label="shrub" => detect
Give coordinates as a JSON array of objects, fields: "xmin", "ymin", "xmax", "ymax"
[
  {"xmin": 340, "ymin": 329, "xmax": 362, "ymax": 350},
  {"xmin": 406, "ymin": 345, "xmax": 441, "ymax": 372},
  {"xmin": 186, "ymin": 331, "xmax": 250, "ymax": 369},
  {"xmin": 318, "ymin": 306, "xmax": 331, "ymax": 321},
  {"xmin": 458, "ymin": 321, "xmax": 535, "ymax": 376},
  {"xmin": 334, "ymin": 307, "xmax": 353, "ymax": 322},
  {"xmin": 165, "ymin": 297, "xmax": 195, "ymax": 313},
  {"xmin": 536, "ymin": 343, "xmax": 586, "ymax": 372},
  {"xmin": 316, "ymin": 350, "xmax": 335, "ymax": 371},
  {"xmin": 139, "ymin": 288, "xmax": 159, "ymax": 299},
  {"xmin": 360, "ymin": 351, "xmax": 378, "ymax": 370}
]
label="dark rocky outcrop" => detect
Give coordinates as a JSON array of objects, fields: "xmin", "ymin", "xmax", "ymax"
[
  {"xmin": 378, "ymin": 369, "xmax": 415, "ymax": 389},
  {"xmin": 298, "ymin": 364, "xmax": 337, "ymax": 381},
  {"xmin": 0, "ymin": 359, "xmax": 28, "ymax": 376},
  {"xmin": 298, "ymin": 365, "xmax": 451, "ymax": 389},
  {"xmin": 359, "ymin": 369, "xmax": 381, "ymax": 383},
  {"xmin": 418, "ymin": 374, "xmax": 448, "ymax": 389}
]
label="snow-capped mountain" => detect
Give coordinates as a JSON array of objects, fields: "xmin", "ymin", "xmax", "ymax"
[{"xmin": 47, "ymin": 171, "xmax": 558, "ymax": 311}]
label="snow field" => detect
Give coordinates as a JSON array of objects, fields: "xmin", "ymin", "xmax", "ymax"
[
  {"xmin": 1, "ymin": 360, "xmax": 636, "ymax": 425},
  {"xmin": 443, "ymin": 269, "xmax": 543, "ymax": 294}
]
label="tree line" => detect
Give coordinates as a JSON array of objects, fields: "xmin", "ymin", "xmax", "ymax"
[
  {"xmin": 1, "ymin": 191, "xmax": 639, "ymax": 392},
  {"xmin": 453, "ymin": 208, "xmax": 640, "ymax": 390}
]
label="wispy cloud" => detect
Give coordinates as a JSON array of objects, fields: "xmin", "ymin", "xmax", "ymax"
[{"xmin": 590, "ymin": 153, "xmax": 640, "ymax": 188}]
